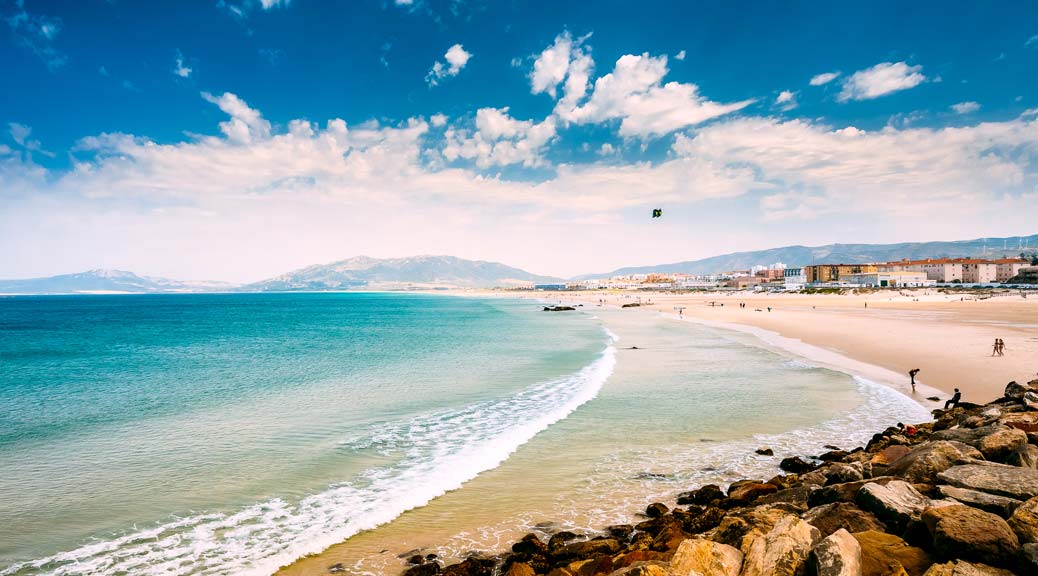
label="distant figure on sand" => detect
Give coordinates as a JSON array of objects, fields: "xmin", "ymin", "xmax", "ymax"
[
  {"xmin": 945, "ymin": 388, "xmax": 961, "ymax": 410},
  {"xmin": 996, "ymin": 338, "xmax": 1005, "ymax": 356},
  {"xmin": 908, "ymin": 368, "xmax": 920, "ymax": 392},
  {"xmin": 992, "ymin": 339, "xmax": 999, "ymax": 356}
]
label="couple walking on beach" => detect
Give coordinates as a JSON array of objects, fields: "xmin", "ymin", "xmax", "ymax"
[{"xmin": 991, "ymin": 338, "xmax": 1006, "ymax": 356}]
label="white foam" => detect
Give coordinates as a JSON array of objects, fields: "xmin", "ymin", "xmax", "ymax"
[{"xmin": 3, "ymin": 339, "xmax": 617, "ymax": 576}]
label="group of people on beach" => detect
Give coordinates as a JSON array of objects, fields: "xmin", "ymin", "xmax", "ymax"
[{"xmin": 991, "ymin": 338, "xmax": 1007, "ymax": 356}]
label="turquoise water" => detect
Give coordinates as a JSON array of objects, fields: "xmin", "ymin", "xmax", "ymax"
[
  {"xmin": 0, "ymin": 294, "xmax": 932, "ymax": 576},
  {"xmin": 0, "ymin": 294, "xmax": 608, "ymax": 574}
]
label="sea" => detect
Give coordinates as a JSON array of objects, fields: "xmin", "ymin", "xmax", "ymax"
[{"xmin": 0, "ymin": 293, "xmax": 931, "ymax": 575}]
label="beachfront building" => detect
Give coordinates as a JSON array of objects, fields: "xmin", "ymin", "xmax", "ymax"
[
  {"xmin": 783, "ymin": 267, "xmax": 806, "ymax": 290},
  {"xmin": 882, "ymin": 259, "xmax": 963, "ymax": 282},
  {"xmin": 803, "ymin": 264, "xmax": 879, "ymax": 284},
  {"xmin": 995, "ymin": 258, "xmax": 1030, "ymax": 282},
  {"xmin": 961, "ymin": 260, "xmax": 998, "ymax": 283},
  {"xmin": 725, "ymin": 276, "xmax": 762, "ymax": 289},
  {"xmin": 841, "ymin": 271, "xmax": 936, "ymax": 288}
]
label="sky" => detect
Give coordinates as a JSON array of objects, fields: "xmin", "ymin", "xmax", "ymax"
[{"xmin": 2, "ymin": 0, "xmax": 1038, "ymax": 282}]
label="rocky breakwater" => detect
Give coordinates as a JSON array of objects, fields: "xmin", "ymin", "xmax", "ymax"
[{"xmin": 396, "ymin": 379, "xmax": 1038, "ymax": 576}]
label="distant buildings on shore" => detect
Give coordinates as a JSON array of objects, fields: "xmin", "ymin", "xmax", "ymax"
[{"xmin": 529, "ymin": 256, "xmax": 1034, "ymax": 291}]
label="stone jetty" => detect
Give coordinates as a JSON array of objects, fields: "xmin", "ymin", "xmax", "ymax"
[{"xmin": 396, "ymin": 378, "xmax": 1038, "ymax": 576}]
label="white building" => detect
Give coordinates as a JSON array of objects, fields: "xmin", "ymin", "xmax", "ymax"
[
  {"xmin": 783, "ymin": 267, "xmax": 806, "ymax": 290},
  {"xmin": 841, "ymin": 271, "xmax": 936, "ymax": 288}
]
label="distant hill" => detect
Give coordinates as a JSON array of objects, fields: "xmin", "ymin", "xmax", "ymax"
[
  {"xmin": 247, "ymin": 255, "xmax": 562, "ymax": 290},
  {"xmin": 0, "ymin": 269, "xmax": 238, "ymax": 294},
  {"xmin": 574, "ymin": 234, "xmax": 1038, "ymax": 279}
]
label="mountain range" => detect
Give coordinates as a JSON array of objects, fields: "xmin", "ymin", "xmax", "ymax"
[{"xmin": 1, "ymin": 234, "xmax": 1035, "ymax": 294}]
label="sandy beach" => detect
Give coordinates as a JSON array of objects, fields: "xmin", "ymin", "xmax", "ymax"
[{"xmin": 534, "ymin": 289, "xmax": 1038, "ymax": 405}]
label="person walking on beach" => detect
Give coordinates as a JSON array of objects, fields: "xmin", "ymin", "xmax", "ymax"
[
  {"xmin": 997, "ymin": 338, "xmax": 1005, "ymax": 356},
  {"xmin": 992, "ymin": 339, "xmax": 1000, "ymax": 356},
  {"xmin": 909, "ymin": 368, "xmax": 920, "ymax": 392},
  {"xmin": 945, "ymin": 388, "xmax": 961, "ymax": 410}
]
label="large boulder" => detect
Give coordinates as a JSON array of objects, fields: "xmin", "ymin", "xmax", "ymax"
[
  {"xmin": 802, "ymin": 502, "xmax": 887, "ymax": 538},
  {"xmin": 1007, "ymin": 444, "xmax": 1038, "ymax": 469},
  {"xmin": 667, "ymin": 538, "xmax": 742, "ymax": 576},
  {"xmin": 727, "ymin": 481, "xmax": 779, "ymax": 505},
  {"xmin": 707, "ymin": 505, "xmax": 795, "ymax": 550},
  {"xmin": 676, "ymin": 484, "xmax": 725, "ymax": 506},
  {"xmin": 738, "ymin": 516, "xmax": 821, "ymax": 576},
  {"xmin": 807, "ymin": 528, "xmax": 862, "ymax": 576},
  {"xmin": 921, "ymin": 560, "xmax": 1018, "ymax": 575},
  {"xmin": 552, "ymin": 538, "xmax": 622, "ymax": 561},
  {"xmin": 607, "ymin": 563, "xmax": 668, "ymax": 576},
  {"xmin": 825, "ymin": 463, "xmax": 865, "ymax": 485},
  {"xmin": 852, "ymin": 530, "xmax": 932, "ymax": 576},
  {"xmin": 921, "ymin": 505, "xmax": 1020, "ymax": 567},
  {"xmin": 1007, "ymin": 496, "xmax": 1038, "ymax": 544},
  {"xmin": 999, "ymin": 412, "xmax": 1038, "ymax": 433},
  {"xmin": 976, "ymin": 428, "xmax": 1029, "ymax": 462},
  {"xmin": 855, "ymin": 480, "xmax": 941, "ymax": 531},
  {"xmin": 781, "ymin": 456, "xmax": 820, "ymax": 474},
  {"xmin": 809, "ymin": 477, "xmax": 897, "ymax": 507},
  {"xmin": 885, "ymin": 442, "xmax": 983, "ymax": 483},
  {"xmin": 871, "ymin": 445, "xmax": 912, "ymax": 466},
  {"xmin": 1004, "ymin": 381, "xmax": 1036, "ymax": 401},
  {"xmin": 937, "ymin": 464, "xmax": 1038, "ymax": 500},
  {"xmin": 937, "ymin": 485, "xmax": 1022, "ymax": 518}
]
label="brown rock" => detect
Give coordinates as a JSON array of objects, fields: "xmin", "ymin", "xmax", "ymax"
[
  {"xmin": 609, "ymin": 550, "xmax": 671, "ymax": 569},
  {"xmin": 856, "ymin": 480, "xmax": 937, "ymax": 531},
  {"xmin": 921, "ymin": 505, "xmax": 1020, "ymax": 567},
  {"xmin": 871, "ymin": 445, "xmax": 912, "ymax": 466},
  {"xmin": 921, "ymin": 560, "xmax": 1017, "ymax": 575},
  {"xmin": 852, "ymin": 530, "xmax": 932, "ymax": 576},
  {"xmin": 781, "ymin": 456, "xmax": 819, "ymax": 474},
  {"xmin": 667, "ymin": 538, "xmax": 743, "ymax": 576},
  {"xmin": 802, "ymin": 502, "xmax": 887, "ymax": 538},
  {"xmin": 937, "ymin": 485, "xmax": 1022, "ymax": 518},
  {"xmin": 727, "ymin": 481, "xmax": 779, "ymax": 505},
  {"xmin": 826, "ymin": 463, "xmax": 865, "ymax": 485},
  {"xmin": 707, "ymin": 505, "xmax": 795, "ymax": 550},
  {"xmin": 1007, "ymin": 443, "xmax": 1038, "ymax": 469},
  {"xmin": 513, "ymin": 534, "xmax": 548, "ymax": 555},
  {"xmin": 808, "ymin": 477, "xmax": 897, "ymax": 507},
  {"xmin": 1007, "ymin": 496, "xmax": 1038, "ymax": 544},
  {"xmin": 739, "ymin": 516, "xmax": 821, "ymax": 576},
  {"xmin": 504, "ymin": 562, "xmax": 535, "ymax": 576},
  {"xmin": 976, "ymin": 428, "xmax": 1029, "ymax": 462},
  {"xmin": 938, "ymin": 463, "xmax": 1038, "ymax": 500},
  {"xmin": 442, "ymin": 558, "xmax": 494, "ymax": 576},
  {"xmin": 886, "ymin": 441, "xmax": 984, "ymax": 484},
  {"xmin": 645, "ymin": 503, "xmax": 668, "ymax": 518},
  {"xmin": 999, "ymin": 412, "xmax": 1038, "ymax": 433},
  {"xmin": 553, "ymin": 538, "xmax": 622, "ymax": 561},
  {"xmin": 808, "ymin": 528, "xmax": 862, "ymax": 576},
  {"xmin": 676, "ymin": 484, "xmax": 724, "ymax": 506},
  {"xmin": 403, "ymin": 562, "xmax": 442, "ymax": 576}
]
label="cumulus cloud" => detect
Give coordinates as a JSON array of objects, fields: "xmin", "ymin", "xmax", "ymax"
[
  {"xmin": 837, "ymin": 61, "xmax": 926, "ymax": 102},
  {"xmin": 429, "ymin": 113, "xmax": 448, "ymax": 127},
  {"xmin": 200, "ymin": 92, "xmax": 271, "ymax": 144},
  {"xmin": 951, "ymin": 101, "xmax": 980, "ymax": 114},
  {"xmin": 809, "ymin": 71, "xmax": 840, "ymax": 86},
  {"xmin": 259, "ymin": 0, "xmax": 291, "ymax": 8},
  {"xmin": 674, "ymin": 50, "xmax": 686, "ymax": 61},
  {"xmin": 426, "ymin": 44, "xmax": 471, "ymax": 86},
  {"xmin": 173, "ymin": 50, "xmax": 193, "ymax": 78},
  {"xmin": 556, "ymin": 52, "xmax": 754, "ymax": 137},
  {"xmin": 442, "ymin": 107, "xmax": 557, "ymax": 168},
  {"xmin": 774, "ymin": 90, "xmax": 797, "ymax": 111}
]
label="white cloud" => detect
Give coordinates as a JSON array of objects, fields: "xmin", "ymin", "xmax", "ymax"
[
  {"xmin": 259, "ymin": 0, "xmax": 291, "ymax": 9},
  {"xmin": 529, "ymin": 32, "xmax": 587, "ymax": 98},
  {"xmin": 200, "ymin": 92, "xmax": 271, "ymax": 144},
  {"xmin": 1026, "ymin": 34, "xmax": 1038, "ymax": 46},
  {"xmin": 774, "ymin": 90, "xmax": 797, "ymax": 111},
  {"xmin": 557, "ymin": 53, "xmax": 754, "ymax": 137},
  {"xmin": 395, "ymin": 0, "xmax": 414, "ymax": 4},
  {"xmin": 426, "ymin": 43, "xmax": 471, "ymax": 86},
  {"xmin": 951, "ymin": 101, "xmax": 980, "ymax": 114},
  {"xmin": 442, "ymin": 108, "xmax": 557, "ymax": 168},
  {"xmin": 597, "ymin": 143, "xmax": 615, "ymax": 155},
  {"xmin": 837, "ymin": 61, "xmax": 926, "ymax": 102},
  {"xmin": 6, "ymin": 0, "xmax": 66, "ymax": 69},
  {"xmin": 675, "ymin": 50, "xmax": 686, "ymax": 61},
  {"xmin": 173, "ymin": 50, "xmax": 193, "ymax": 78},
  {"xmin": 429, "ymin": 113, "xmax": 448, "ymax": 127},
  {"xmin": 809, "ymin": 71, "xmax": 840, "ymax": 86},
  {"xmin": 9, "ymin": 123, "xmax": 31, "ymax": 146}
]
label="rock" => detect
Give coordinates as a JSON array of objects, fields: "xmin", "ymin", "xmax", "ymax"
[
  {"xmin": 921, "ymin": 505, "xmax": 1020, "ymax": 567},
  {"xmin": 1007, "ymin": 443, "xmax": 1038, "ymax": 469},
  {"xmin": 800, "ymin": 469, "xmax": 830, "ymax": 487},
  {"xmin": 610, "ymin": 550, "xmax": 671, "ymax": 569},
  {"xmin": 504, "ymin": 563, "xmax": 535, "ymax": 576},
  {"xmin": 1008, "ymin": 496, "xmax": 1038, "ymax": 543},
  {"xmin": 727, "ymin": 481, "xmax": 779, "ymax": 504},
  {"xmin": 408, "ymin": 555, "xmax": 426, "ymax": 565},
  {"xmin": 871, "ymin": 445, "xmax": 912, "ymax": 466},
  {"xmin": 808, "ymin": 477, "xmax": 896, "ymax": 507},
  {"xmin": 999, "ymin": 412, "xmax": 1038, "ymax": 433},
  {"xmin": 826, "ymin": 463, "xmax": 865, "ymax": 485},
  {"xmin": 403, "ymin": 562, "xmax": 442, "ymax": 576},
  {"xmin": 328, "ymin": 563, "xmax": 345, "ymax": 574},
  {"xmin": 802, "ymin": 502, "xmax": 887, "ymax": 538},
  {"xmin": 552, "ymin": 538, "xmax": 622, "ymax": 561},
  {"xmin": 756, "ymin": 447, "xmax": 774, "ymax": 456},
  {"xmin": 938, "ymin": 464, "xmax": 1038, "ymax": 500},
  {"xmin": 1004, "ymin": 381, "xmax": 1034, "ymax": 400},
  {"xmin": 441, "ymin": 558, "xmax": 494, "ymax": 576},
  {"xmin": 676, "ymin": 484, "xmax": 725, "ymax": 506},
  {"xmin": 820, "ymin": 450, "xmax": 852, "ymax": 462},
  {"xmin": 645, "ymin": 503, "xmax": 669, "ymax": 518},
  {"xmin": 543, "ymin": 306, "xmax": 576, "ymax": 311},
  {"xmin": 1022, "ymin": 543, "xmax": 1038, "ymax": 572},
  {"xmin": 1026, "ymin": 392, "xmax": 1038, "ymax": 410},
  {"xmin": 780, "ymin": 456, "xmax": 819, "ymax": 474},
  {"xmin": 856, "ymin": 480, "xmax": 937, "ymax": 531},
  {"xmin": 886, "ymin": 441, "xmax": 984, "ymax": 484},
  {"xmin": 808, "ymin": 528, "xmax": 862, "ymax": 576},
  {"xmin": 921, "ymin": 561, "xmax": 1017, "ymax": 575},
  {"xmin": 976, "ymin": 428, "xmax": 1029, "ymax": 462},
  {"xmin": 678, "ymin": 506, "xmax": 726, "ymax": 534},
  {"xmin": 667, "ymin": 538, "xmax": 743, "ymax": 576},
  {"xmin": 937, "ymin": 485, "xmax": 1022, "ymax": 518},
  {"xmin": 512, "ymin": 534, "xmax": 548, "ymax": 555},
  {"xmin": 852, "ymin": 531, "xmax": 932, "ymax": 576},
  {"xmin": 608, "ymin": 563, "xmax": 668, "ymax": 576},
  {"xmin": 739, "ymin": 516, "xmax": 820, "ymax": 576},
  {"xmin": 548, "ymin": 531, "xmax": 580, "ymax": 553},
  {"xmin": 707, "ymin": 505, "xmax": 795, "ymax": 550},
  {"xmin": 650, "ymin": 517, "xmax": 690, "ymax": 552},
  {"xmin": 756, "ymin": 485, "xmax": 812, "ymax": 509},
  {"xmin": 607, "ymin": 525, "xmax": 634, "ymax": 540}
]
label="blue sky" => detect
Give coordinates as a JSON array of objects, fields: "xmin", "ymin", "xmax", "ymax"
[{"xmin": 3, "ymin": 0, "xmax": 1038, "ymax": 281}]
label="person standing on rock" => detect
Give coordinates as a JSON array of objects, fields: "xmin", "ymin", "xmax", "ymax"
[
  {"xmin": 945, "ymin": 388, "xmax": 962, "ymax": 410},
  {"xmin": 909, "ymin": 368, "xmax": 920, "ymax": 392}
]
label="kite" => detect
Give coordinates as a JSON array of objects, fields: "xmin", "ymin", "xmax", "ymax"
[{"xmin": 651, "ymin": 208, "xmax": 663, "ymax": 218}]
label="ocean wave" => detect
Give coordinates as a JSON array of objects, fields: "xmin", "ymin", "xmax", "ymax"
[{"xmin": 2, "ymin": 337, "xmax": 617, "ymax": 576}]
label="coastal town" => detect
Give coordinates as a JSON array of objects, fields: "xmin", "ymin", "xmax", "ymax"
[{"xmin": 532, "ymin": 257, "xmax": 1038, "ymax": 292}]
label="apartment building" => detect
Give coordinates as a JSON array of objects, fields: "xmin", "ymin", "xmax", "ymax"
[{"xmin": 803, "ymin": 264, "xmax": 878, "ymax": 284}]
